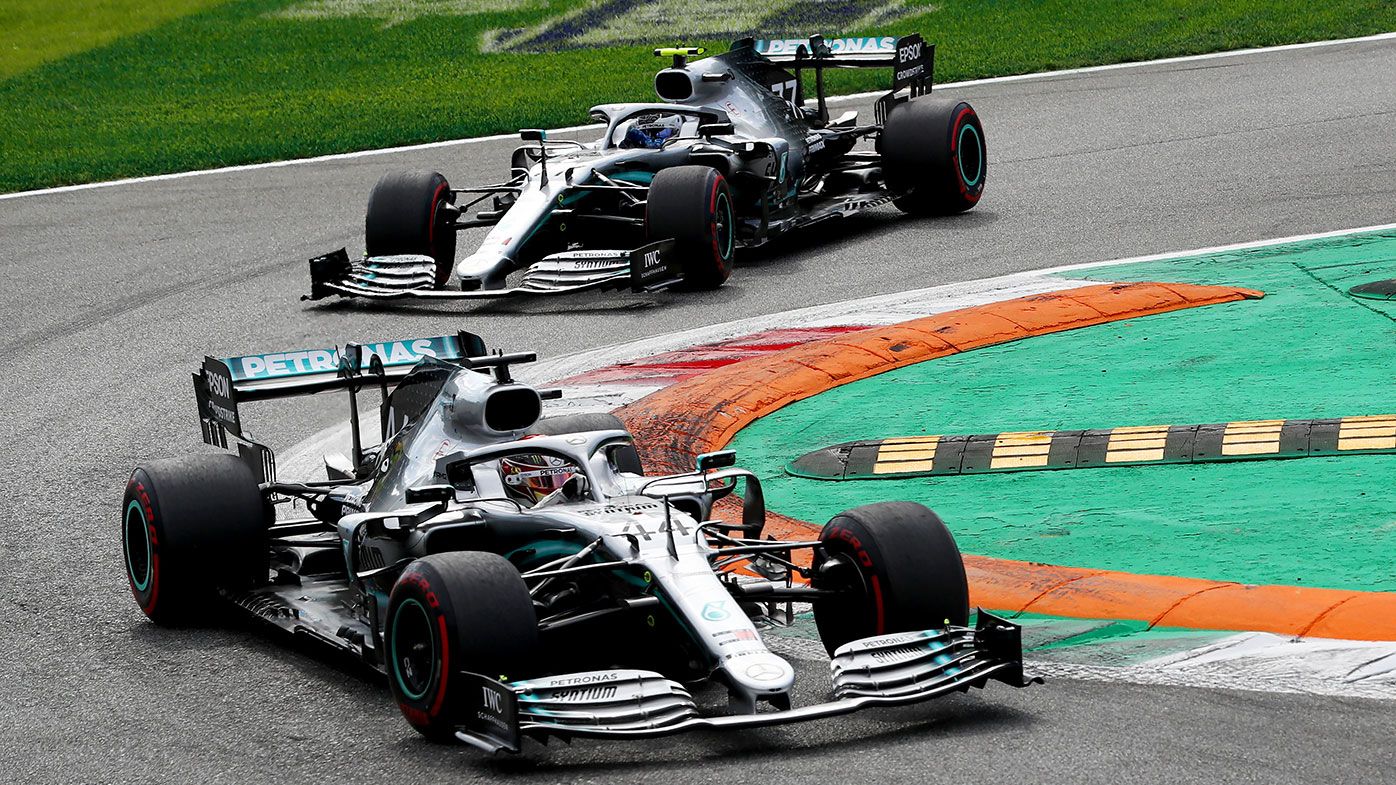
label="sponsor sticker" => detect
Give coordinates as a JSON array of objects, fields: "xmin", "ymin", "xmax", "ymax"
[
  {"xmin": 225, "ymin": 336, "xmax": 457, "ymax": 381},
  {"xmin": 755, "ymin": 36, "xmax": 895, "ymax": 57}
]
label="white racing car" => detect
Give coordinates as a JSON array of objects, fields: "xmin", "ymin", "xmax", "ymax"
[
  {"xmin": 305, "ymin": 33, "xmax": 987, "ymax": 302},
  {"xmin": 121, "ymin": 330, "xmax": 1035, "ymax": 753}
]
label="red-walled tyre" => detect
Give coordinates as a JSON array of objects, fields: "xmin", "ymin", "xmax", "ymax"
[
  {"xmin": 365, "ymin": 169, "xmax": 458, "ymax": 287},
  {"xmin": 385, "ymin": 551, "xmax": 538, "ymax": 741},
  {"xmin": 811, "ymin": 501, "xmax": 969, "ymax": 655},
  {"xmin": 881, "ymin": 98, "xmax": 986, "ymax": 215},
  {"xmin": 646, "ymin": 165, "xmax": 735, "ymax": 290},
  {"xmin": 122, "ymin": 454, "xmax": 268, "ymax": 626}
]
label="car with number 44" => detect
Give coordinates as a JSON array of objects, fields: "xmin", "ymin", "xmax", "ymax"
[{"xmin": 122, "ymin": 330, "xmax": 1034, "ymax": 752}]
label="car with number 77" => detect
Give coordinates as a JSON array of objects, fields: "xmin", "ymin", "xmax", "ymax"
[{"xmin": 305, "ymin": 32, "xmax": 987, "ymax": 303}]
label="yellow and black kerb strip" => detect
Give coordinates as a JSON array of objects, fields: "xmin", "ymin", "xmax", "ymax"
[{"xmin": 786, "ymin": 415, "xmax": 1396, "ymax": 480}]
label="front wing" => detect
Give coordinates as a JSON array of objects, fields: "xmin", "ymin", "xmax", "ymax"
[
  {"xmin": 456, "ymin": 611, "xmax": 1040, "ymax": 754},
  {"xmin": 304, "ymin": 241, "xmax": 679, "ymax": 301}
]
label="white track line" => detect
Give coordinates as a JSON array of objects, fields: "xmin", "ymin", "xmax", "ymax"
[{"xmin": 4, "ymin": 31, "xmax": 1393, "ymax": 202}]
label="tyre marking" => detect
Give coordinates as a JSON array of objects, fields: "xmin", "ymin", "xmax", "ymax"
[
  {"xmin": 708, "ymin": 178, "xmax": 721, "ymax": 266},
  {"xmin": 129, "ymin": 480, "xmax": 161, "ymax": 614},
  {"xmin": 871, "ymin": 575, "xmax": 886, "ymax": 636},
  {"xmin": 431, "ymin": 613, "xmax": 450, "ymax": 718},
  {"xmin": 951, "ymin": 106, "xmax": 982, "ymax": 203},
  {"xmin": 124, "ymin": 500, "xmax": 152, "ymax": 592},
  {"xmin": 428, "ymin": 181, "xmax": 450, "ymax": 285}
]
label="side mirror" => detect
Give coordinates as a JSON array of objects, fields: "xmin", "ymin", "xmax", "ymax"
[
  {"xmin": 699, "ymin": 121, "xmax": 735, "ymax": 136},
  {"xmin": 324, "ymin": 452, "xmax": 354, "ymax": 481},
  {"xmin": 520, "ymin": 128, "xmax": 547, "ymax": 143},
  {"xmin": 696, "ymin": 450, "xmax": 737, "ymax": 472}
]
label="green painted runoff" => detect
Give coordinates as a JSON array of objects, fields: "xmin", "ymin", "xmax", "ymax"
[{"xmin": 730, "ymin": 230, "xmax": 1396, "ymax": 592}]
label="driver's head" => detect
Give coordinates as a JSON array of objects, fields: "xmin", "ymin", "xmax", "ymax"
[
  {"xmin": 500, "ymin": 453, "xmax": 578, "ymax": 504},
  {"xmin": 620, "ymin": 113, "xmax": 685, "ymax": 149}
]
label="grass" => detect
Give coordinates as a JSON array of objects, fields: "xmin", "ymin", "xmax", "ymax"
[
  {"xmin": 2, "ymin": 0, "xmax": 1394, "ymax": 193},
  {"xmin": 0, "ymin": 0, "xmax": 228, "ymax": 79}
]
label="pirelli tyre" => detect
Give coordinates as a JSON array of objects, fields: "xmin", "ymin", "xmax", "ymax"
[
  {"xmin": 810, "ymin": 501, "xmax": 970, "ymax": 655},
  {"xmin": 645, "ymin": 165, "xmax": 735, "ymax": 290},
  {"xmin": 386, "ymin": 552, "xmax": 539, "ymax": 741},
  {"xmin": 121, "ymin": 454, "xmax": 269, "ymax": 626},
  {"xmin": 528, "ymin": 412, "xmax": 644, "ymax": 475},
  {"xmin": 365, "ymin": 170, "xmax": 458, "ymax": 288},
  {"xmin": 881, "ymin": 98, "xmax": 986, "ymax": 215}
]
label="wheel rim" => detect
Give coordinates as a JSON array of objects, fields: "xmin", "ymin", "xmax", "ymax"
[
  {"xmin": 124, "ymin": 500, "xmax": 151, "ymax": 593},
  {"xmin": 714, "ymin": 191, "xmax": 734, "ymax": 261},
  {"xmin": 390, "ymin": 599, "xmax": 436, "ymax": 701},
  {"xmin": 957, "ymin": 122, "xmax": 984, "ymax": 187}
]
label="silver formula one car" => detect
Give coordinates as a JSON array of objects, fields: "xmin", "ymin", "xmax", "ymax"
[
  {"xmin": 305, "ymin": 33, "xmax": 986, "ymax": 302},
  {"xmin": 122, "ymin": 331, "xmax": 1034, "ymax": 752}
]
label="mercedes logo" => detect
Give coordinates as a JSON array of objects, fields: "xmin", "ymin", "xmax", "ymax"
[{"xmin": 745, "ymin": 662, "xmax": 785, "ymax": 681}]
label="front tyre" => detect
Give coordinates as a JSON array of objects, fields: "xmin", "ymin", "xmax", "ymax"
[
  {"xmin": 122, "ymin": 454, "xmax": 268, "ymax": 626},
  {"xmin": 881, "ymin": 98, "xmax": 986, "ymax": 215},
  {"xmin": 365, "ymin": 170, "xmax": 458, "ymax": 288},
  {"xmin": 645, "ymin": 165, "xmax": 735, "ymax": 290},
  {"xmin": 386, "ymin": 552, "xmax": 538, "ymax": 741},
  {"xmin": 811, "ymin": 501, "xmax": 969, "ymax": 655}
]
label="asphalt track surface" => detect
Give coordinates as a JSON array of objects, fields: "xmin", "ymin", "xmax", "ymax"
[{"xmin": 2, "ymin": 38, "xmax": 1394, "ymax": 784}]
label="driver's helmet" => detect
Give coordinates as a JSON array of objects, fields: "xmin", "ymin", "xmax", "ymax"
[
  {"xmin": 500, "ymin": 452, "xmax": 579, "ymax": 504},
  {"xmin": 620, "ymin": 112, "xmax": 685, "ymax": 149}
]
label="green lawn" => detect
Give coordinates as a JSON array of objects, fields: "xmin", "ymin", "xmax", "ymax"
[
  {"xmin": 0, "ymin": 0, "xmax": 228, "ymax": 79},
  {"xmin": 2, "ymin": 0, "xmax": 1393, "ymax": 193}
]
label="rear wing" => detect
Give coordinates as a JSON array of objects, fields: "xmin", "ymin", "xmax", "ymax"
[
  {"xmin": 740, "ymin": 34, "xmax": 933, "ymax": 124},
  {"xmin": 193, "ymin": 331, "xmax": 487, "ymax": 482}
]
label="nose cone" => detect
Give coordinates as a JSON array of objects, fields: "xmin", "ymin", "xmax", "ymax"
[
  {"xmin": 455, "ymin": 250, "xmax": 513, "ymax": 290},
  {"xmin": 725, "ymin": 651, "xmax": 795, "ymax": 696}
]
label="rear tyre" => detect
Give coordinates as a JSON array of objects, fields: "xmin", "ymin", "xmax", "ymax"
[
  {"xmin": 386, "ymin": 552, "xmax": 538, "ymax": 741},
  {"xmin": 881, "ymin": 98, "xmax": 986, "ymax": 215},
  {"xmin": 645, "ymin": 166, "xmax": 735, "ymax": 290},
  {"xmin": 121, "ymin": 454, "xmax": 268, "ymax": 626},
  {"xmin": 528, "ymin": 412, "xmax": 644, "ymax": 475},
  {"xmin": 811, "ymin": 501, "xmax": 969, "ymax": 655},
  {"xmin": 365, "ymin": 170, "xmax": 458, "ymax": 288}
]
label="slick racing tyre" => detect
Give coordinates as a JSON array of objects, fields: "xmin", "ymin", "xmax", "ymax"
[
  {"xmin": 365, "ymin": 169, "xmax": 458, "ymax": 288},
  {"xmin": 386, "ymin": 552, "xmax": 539, "ymax": 742},
  {"xmin": 528, "ymin": 412, "xmax": 644, "ymax": 475},
  {"xmin": 646, "ymin": 165, "xmax": 735, "ymax": 290},
  {"xmin": 122, "ymin": 454, "xmax": 268, "ymax": 626},
  {"xmin": 881, "ymin": 98, "xmax": 986, "ymax": 215},
  {"xmin": 811, "ymin": 502, "xmax": 970, "ymax": 655}
]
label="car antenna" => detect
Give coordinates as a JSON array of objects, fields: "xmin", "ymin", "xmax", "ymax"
[
  {"xmin": 491, "ymin": 350, "xmax": 514, "ymax": 384},
  {"xmin": 654, "ymin": 46, "xmax": 704, "ymax": 70}
]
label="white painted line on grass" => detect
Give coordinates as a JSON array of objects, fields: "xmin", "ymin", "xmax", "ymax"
[{"xmin": 4, "ymin": 31, "xmax": 1393, "ymax": 202}]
